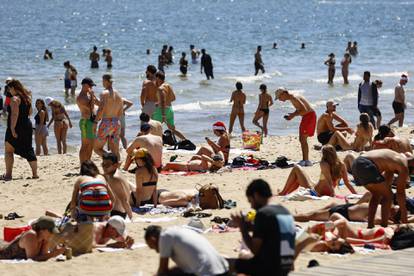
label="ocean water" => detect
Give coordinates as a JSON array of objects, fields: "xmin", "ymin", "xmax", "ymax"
[{"xmin": 0, "ymin": 0, "xmax": 413, "ymax": 153}]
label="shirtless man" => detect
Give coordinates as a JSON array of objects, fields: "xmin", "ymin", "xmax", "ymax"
[
  {"xmin": 89, "ymin": 46, "xmax": 100, "ymax": 69},
  {"xmin": 76, "ymin": 78, "xmax": 98, "ymax": 164},
  {"xmin": 275, "ymin": 88, "xmax": 316, "ymax": 166},
  {"xmin": 373, "ymin": 125, "xmax": 412, "ymax": 153},
  {"xmin": 316, "ymin": 100, "xmax": 352, "ymax": 145},
  {"xmin": 254, "ymin": 45, "xmax": 265, "ymax": 75},
  {"xmin": 139, "ymin": 113, "xmax": 163, "ymax": 137},
  {"xmin": 93, "ymin": 216, "xmax": 134, "ymax": 249},
  {"xmin": 252, "ymin": 84, "xmax": 273, "ymax": 136},
  {"xmin": 94, "ymin": 74, "xmax": 123, "ymax": 160},
  {"xmin": 349, "ymin": 149, "xmax": 414, "ymax": 227},
  {"xmin": 229, "ymin": 82, "xmax": 246, "ymax": 135},
  {"xmin": 102, "ymin": 152, "xmax": 133, "ymax": 220},
  {"xmin": 140, "ymin": 65, "xmax": 158, "ymax": 117},
  {"xmin": 388, "ymin": 74, "xmax": 408, "ymax": 127},
  {"xmin": 152, "ymin": 71, "xmax": 186, "ymax": 140},
  {"xmin": 124, "ymin": 123, "xmax": 163, "ymax": 172}
]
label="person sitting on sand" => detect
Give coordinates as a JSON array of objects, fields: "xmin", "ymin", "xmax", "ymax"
[
  {"xmin": 194, "ymin": 121, "xmax": 230, "ymax": 164},
  {"xmin": 145, "ymin": 225, "xmax": 229, "ymax": 276},
  {"xmin": 164, "ymin": 152, "xmax": 224, "ymax": 172},
  {"xmin": 0, "ymin": 216, "xmax": 65, "ymax": 261},
  {"xmin": 327, "ymin": 113, "xmax": 374, "ymax": 151},
  {"xmin": 228, "ymin": 81, "xmax": 246, "ymax": 135},
  {"xmin": 252, "ymin": 84, "xmax": 273, "ymax": 137},
  {"xmin": 316, "ymin": 100, "xmax": 352, "ymax": 146},
  {"xmin": 139, "ymin": 112, "xmax": 163, "ymax": 137},
  {"xmin": 372, "ymin": 125, "xmax": 412, "ymax": 153},
  {"xmin": 129, "ymin": 148, "xmax": 159, "ymax": 207},
  {"xmin": 46, "ymin": 97, "xmax": 72, "ymax": 154},
  {"xmin": 278, "ymin": 145, "xmax": 357, "ymax": 196},
  {"xmin": 70, "ymin": 160, "xmax": 115, "ymax": 222},
  {"xmin": 93, "ymin": 216, "xmax": 134, "ymax": 249}
]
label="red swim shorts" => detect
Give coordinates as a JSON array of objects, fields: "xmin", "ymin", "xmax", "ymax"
[{"xmin": 299, "ymin": 111, "xmax": 316, "ymax": 137}]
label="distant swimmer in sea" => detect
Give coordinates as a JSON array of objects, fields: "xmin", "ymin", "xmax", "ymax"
[
  {"xmin": 324, "ymin": 53, "xmax": 336, "ymax": 85},
  {"xmin": 345, "ymin": 41, "xmax": 352, "ymax": 53},
  {"xmin": 43, "ymin": 49, "xmax": 53, "ymax": 60},
  {"xmin": 146, "ymin": 49, "xmax": 151, "ymax": 55},
  {"xmin": 254, "ymin": 45, "xmax": 265, "ymax": 75},
  {"xmin": 301, "ymin": 43, "xmax": 305, "ymax": 49},
  {"xmin": 275, "ymin": 88, "xmax": 316, "ymax": 166},
  {"xmin": 190, "ymin": 44, "xmax": 198, "ymax": 64},
  {"xmin": 105, "ymin": 49, "xmax": 112, "ymax": 69},
  {"xmin": 229, "ymin": 81, "xmax": 246, "ymax": 135},
  {"xmin": 252, "ymin": 84, "xmax": 273, "ymax": 137},
  {"xmin": 349, "ymin": 41, "xmax": 358, "ymax": 56},
  {"xmin": 63, "ymin": 61, "xmax": 77, "ymax": 97},
  {"xmin": 272, "ymin": 42, "xmax": 278, "ymax": 49},
  {"xmin": 341, "ymin": 53, "xmax": 352, "ymax": 85},
  {"xmin": 89, "ymin": 45, "xmax": 100, "ymax": 69},
  {"xmin": 166, "ymin": 46, "xmax": 174, "ymax": 65},
  {"xmin": 388, "ymin": 74, "xmax": 408, "ymax": 127},
  {"xmin": 179, "ymin": 52, "xmax": 188, "ymax": 76},
  {"xmin": 200, "ymin": 49, "xmax": 214, "ymax": 80}
]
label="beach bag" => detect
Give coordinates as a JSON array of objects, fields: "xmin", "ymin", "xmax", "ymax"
[
  {"xmin": 51, "ymin": 222, "xmax": 94, "ymax": 255},
  {"xmin": 175, "ymin": 139, "xmax": 196, "ymax": 151},
  {"xmin": 390, "ymin": 226, "xmax": 414, "ymax": 250},
  {"xmin": 275, "ymin": 156, "xmax": 290, "ymax": 168},
  {"xmin": 163, "ymin": 130, "xmax": 177, "ymax": 146},
  {"xmin": 242, "ymin": 131, "xmax": 261, "ymax": 151},
  {"xmin": 196, "ymin": 184, "xmax": 224, "ymax": 210},
  {"xmin": 232, "ymin": 156, "xmax": 247, "ymax": 167}
]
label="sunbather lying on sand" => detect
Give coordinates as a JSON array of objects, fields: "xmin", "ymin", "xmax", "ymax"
[{"xmin": 163, "ymin": 152, "xmax": 224, "ymax": 172}]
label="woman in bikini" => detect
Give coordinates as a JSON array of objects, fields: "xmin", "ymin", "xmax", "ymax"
[
  {"xmin": 328, "ymin": 113, "xmax": 374, "ymax": 152},
  {"xmin": 228, "ymin": 82, "xmax": 246, "ymax": 135},
  {"xmin": 252, "ymin": 84, "xmax": 273, "ymax": 136},
  {"xmin": 46, "ymin": 98, "xmax": 72, "ymax": 154},
  {"xmin": 193, "ymin": 121, "xmax": 231, "ymax": 164},
  {"xmin": 164, "ymin": 152, "xmax": 224, "ymax": 172},
  {"xmin": 341, "ymin": 53, "xmax": 352, "ymax": 85},
  {"xmin": 129, "ymin": 148, "xmax": 159, "ymax": 207},
  {"xmin": 278, "ymin": 145, "xmax": 357, "ymax": 196},
  {"xmin": 324, "ymin": 53, "xmax": 336, "ymax": 85},
  {"xmin": 34, "ymin": 99, "xmax": 49, "ymax": 156}
]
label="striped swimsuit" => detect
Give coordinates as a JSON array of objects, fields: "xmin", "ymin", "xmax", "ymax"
[{"xmin": 79, "ymin": 180, "xmax": 113, "ymax": 217}]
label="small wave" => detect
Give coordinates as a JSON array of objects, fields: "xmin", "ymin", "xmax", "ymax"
[
  {"xmin": 65, "ymin": 104, "xmax": 79, "ymax": 112},
  {"xmin": 379, "ymin": 89, "xmax": 394, "ymax": 95},
  {"xmin": 221, "ymin": 72, "xmax": 280, "ymax": 84},
  {"xmin": 174, "ymin": 99, "xmax": 232, "ymax": 112},
  {"xmin": 372, "ymin": 71, "xmax": 407, "ymax": 78},
  {"xmin": 348, "ymin": 74, "xmax": 362, "ymax": 81}
]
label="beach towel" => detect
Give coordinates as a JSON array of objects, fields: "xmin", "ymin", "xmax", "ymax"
[
  {"xmin": 282, "ymin": 188, "xmax": 331, "ymax": 201},
  {"xmin": 97, "ymin": 243, "xmax": 147, "ymax": 253},
  {"xmin": 133, "ymin": 217, "xmax": 177, "ymax": 223},
  {"xmin": 160, "ymin": 170, "xmax": 206, "ymax": 176},
  {"xmin": 132, "ymin": 205, "xmax": 187, "ymax": 215}
]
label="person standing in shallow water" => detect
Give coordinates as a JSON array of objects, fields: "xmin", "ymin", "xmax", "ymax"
[
  {"xmin": 252, "ymin": 84, "xmax": 273, "ymax": 137},
  {"xmin": 341, "ymin": 53, "xmax": 352, "ymax": 85},
  {"xmin": 229, "ymin": 82, "xmax": 246, "ymax": 135},
  {"xmin": 179, "ymin": 52, "xmax": 188, "ymax": 76},
  {"xmin": 200, "ymin": 49, "xmax": 214, "ymax": 80},
  {"xmin": 105, "ymin": 49, "xmax": 112, "ymax": 69},
  {"xmin": 324, "ymin": 53, "xmax": 336, "ymax": 85},
  {"xmin": 90, "ymin": 46, "xmax": 100, "ymax": 69},
  {"xmin": 254, "ymin": 45, "xmax": 265, "ymax": 75},
  {"xmin": 190, "ymin": 44, "xmax": 198, "ymax": 64}
]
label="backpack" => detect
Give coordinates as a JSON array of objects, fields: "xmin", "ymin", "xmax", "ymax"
[
  {"xmin": 390, "ymin": 226, "xmax": 414, "ymax": 250},
  {"xmin": 175, "ymin": 139, "xmax": 196, "ymax": 151},
  {"xmin": 196, "ymin": 183, "xmax": 224, "ymax": 210},
  {"xmin": 232, "ymin": 156, "xmax": 247, "ymax": 167},
  {"xmin": 163, "ymin": 130, "xmax": 177, "ymax": 146},
  {"xmin": 275, "ymin": 156, "xmax": 289, "ymax": 168}
]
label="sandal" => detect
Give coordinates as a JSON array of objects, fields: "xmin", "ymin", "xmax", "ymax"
[
  {"xmin": 5, "ymin": 212, "xmax": 24, "ymax": 220},
  {"xmin": 0, "ymin": 174, "xmax": 12, "ymax": 181}
]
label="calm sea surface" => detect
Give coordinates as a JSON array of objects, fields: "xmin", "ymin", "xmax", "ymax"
[{"xmin": 0, "ymin": 0, "xmax": 414, "ymax": 153}]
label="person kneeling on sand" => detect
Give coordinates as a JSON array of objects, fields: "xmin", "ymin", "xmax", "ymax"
[
  {"xmin": 372, "ymin": 125, "xmax": 412, "ymax": 153},
  {"xmin": 145, "ymin": 225, "xmax": 229, "ymax": 276},
  {"xmin": 0, "ymin": 216, "xmax": 65, "ymax": 261},
  {"xmin": 94, "ymin": 216, "xmax": 134, "ymax": 249},
  {"xmin": 278, "ymin": 145, "xmax": 356, "ymax": 196},
  {"xmin": 163, "ymin": 152, "xmax": 224, "ymax": 172},
  {"xmin": 194, "ymin": 121, "xmax": 230, "ymax": 164}
]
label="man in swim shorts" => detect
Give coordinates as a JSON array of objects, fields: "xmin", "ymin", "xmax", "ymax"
[
  {"xmin": 316, "ymin": 100, "xmax": 352, "ymax": 145},
  {"xmin": 254, "ymin": 45, "xmax": 265, "ymax": 76},
  {"xmin": 89, "ymin": 46, "xmax": 100, "ymax": 69},
  {"xmin": 388, "ymin": 74, "xmax": 408, "ymax": 127},
  {"xmin": 94, "ymin": 74, "xmax": 124, "ymax": 160},
  {"xmin": 76, "ymin": 77, "xmax": 98, "ymax": 164},
  {"xmin": 140, "ymin": 65, "xmax": 158, "ymax": 117},
  {"xmin": 152, "ymin": 71, "xmax": 186, "ymax": 140},
  {"xmin": 275, "ymin": 88, "xmax": 316, "ymax": 166},
  {"xmin": 350, "ymin": 149, "xmax": 414, "ymax": 227}
]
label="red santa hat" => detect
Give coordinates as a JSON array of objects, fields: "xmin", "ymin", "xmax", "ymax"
[{"xmin": 213, "ymin": 121, "xmax": 226, "ymax": 131}]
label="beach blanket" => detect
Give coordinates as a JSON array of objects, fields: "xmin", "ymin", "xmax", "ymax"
[
  {"xmin": 132, "ymin": 205, "xmax": 187, "ymax": 215},
  {"xmin": 97, "ymin": 243, "xmax": 147, "ymax": 253},
  {"xmin": 160, "ymin": 171, "xmax": 206, "ymax": 176},
  {"xmin": 0, "ymin": 259, "xmax": 34, "ymax": 264},
  {"xmin": 133, "ymin": 217, "xmax": 177, "ymax": 223},
  {"xmin": 281, "ymin": 188, "xmax": 331, "ymax": 201},
  {"xmin": 211, "ymin": 224, "xmax": 239, "ymax": 233}
]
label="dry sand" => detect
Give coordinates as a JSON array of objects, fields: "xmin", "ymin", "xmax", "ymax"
[{"xmin": 0, "ymin": 128, "xmax": 413, "ymax": 275}]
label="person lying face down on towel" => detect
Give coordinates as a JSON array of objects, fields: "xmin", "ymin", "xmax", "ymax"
[
  {"xmin": 163, "ymin": 152, "xmax": 225, "ymax": 172},
  {"xmin": 93, "ymin": 216, "xmax": 134, "ymax": 249},
  {"xmin": 0, "ymin": 216, "xmax": 65, "ymax": 261}
]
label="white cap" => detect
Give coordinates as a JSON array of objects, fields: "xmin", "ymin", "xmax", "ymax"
[
  {"xmin": 108, "ymin": 216, "xmax": 126, "ymax": 237},
  {"xmin": 5, "ymin": 77, "xmax": 13, "ymax": 83},
  {"xmin": 45, "ymin": 97, "xmax": 54, "ymax": 106}
]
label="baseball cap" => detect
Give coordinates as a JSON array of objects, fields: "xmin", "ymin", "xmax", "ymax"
[
  {"xmin": 275, "ymin": 87, "xmax": 287, "ymax": 100},
  {"xmin": 45, "ymin": 97, "xmax": 54, "ymax": 106},
  {"xmin": 326, "ymin": 100, "xmax": 339, "ymax": 108},
  {"xmin": 108, "ymin": 216, "xmax": 127, "ymax": 237},
  {"xmin": 31, "ymin": 216, "xmax": 59, "ymax": 234},
  {"xmin": 81, "ymin": 77, "xmax": 96, "ymax": 87}
]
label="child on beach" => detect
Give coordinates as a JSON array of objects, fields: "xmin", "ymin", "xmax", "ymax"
[
  {"xmin": 252, "ymin": 84, "xmax": 273, "ymax": 136},
  {"xmin": 229, "ymin": 82, "xmax": 246, "ymax": 135}
]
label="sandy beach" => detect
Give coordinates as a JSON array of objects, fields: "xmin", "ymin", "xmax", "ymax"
[{"xmin": 0, "ymin": 128, "xmax": 413, "ymax": 276}]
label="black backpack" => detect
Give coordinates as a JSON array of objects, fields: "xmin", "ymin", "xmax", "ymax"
[
  {"xmin": 163, "ymin": 130, "xmax": 177, "ymax": 146},
  {"xmin": 275, "ymin": 156, "xmax": 289, "ymax": 168},
  {"xmin": 174, "ymin": 139, "xmax": 196, "ymax": 151},
  {"xmin": 232, "ymin": 156, "xmax": 247, "ymax": 168},
  {"xmin": 390, "ymin": 226, "xmax": 414, "ymax": 250}
]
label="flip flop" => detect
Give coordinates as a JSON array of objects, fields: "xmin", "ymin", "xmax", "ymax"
[
  {"xmin": 5, "ymin": 212, "xmax": 24, "ymax": 220},
  {"xmin": 0, "ymin": 174, "xmax": 12, "ymax": 181}
]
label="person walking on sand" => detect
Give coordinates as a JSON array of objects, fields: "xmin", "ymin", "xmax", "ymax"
[
  {"xmin": 46, "ymin": 97, "xmax": 72, "ymax": 154},
  {"xmin": 94, "ymin": 74, "xmax": 123, "ymax": 160},
  {"xmin": 120, "ymin": 98, "xmax": 133, "ymax": 149},
  {"xmin": 140, "ymin": 65, "xmax": 158, "ymax": 117},
  {"xmin": 76, "ymin": 77, "xmax": 99, "ymax": 164},
  {"xmin": 229, "ymin": 81, "xmax": 246, "ymax": 135},
  {"xmin": 252, "ymin": 84, "xmax": 273, "ymax": 136},
  {"xmin": 90, "ymin": 45, "xmax": 100, "ymax": 69},
  {"xmin": 275, "ymin": 88, "xmax": 316, "ymax": 166},
  {"xmin": 200, "ymin": 49, "xmax": 214, "ymax": 80},
  {"xmin": 254, "ymin": 45, "xmax": 265, "ymax": 75},
  {"xmin": 358, "ymin": 71, "xmax": 378, "ymax": 126},
  {"xmin": 341, "ymin": 53, "xmax": 352, "ymax": 85},
  {"xmin": 388, "ymin": 74, "xmax": 408, "ymax": 127},
  {"xmin": 324, "ymin": 53, "xmax": 336, "ymax": 85}
]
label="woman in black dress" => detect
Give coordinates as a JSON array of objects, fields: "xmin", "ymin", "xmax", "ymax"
[{"xmin": 1, "ymin": 80, "xmax": 38, "ymax": 180}]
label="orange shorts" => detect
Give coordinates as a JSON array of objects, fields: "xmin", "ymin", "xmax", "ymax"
[{"xmin": 299, "ymin": 111, "xmax": 316, "ymax": 137}]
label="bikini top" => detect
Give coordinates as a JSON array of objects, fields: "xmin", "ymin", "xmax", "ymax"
[{"xmin": 142, "ymin": 181, "xmax": 157, "ymax": 187}]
